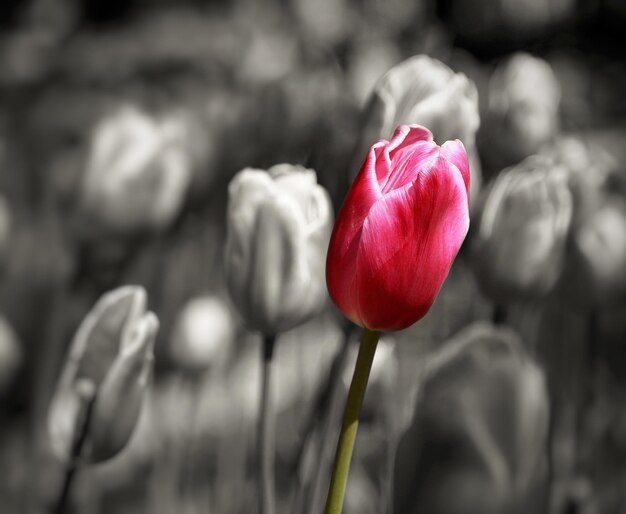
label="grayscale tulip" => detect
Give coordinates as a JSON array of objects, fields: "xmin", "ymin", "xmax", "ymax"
[
  {"xmin": 358, "ymin": 55, "xmax": 480, "ymax": 149},
  {"xmin": 564, "ymin": 199, "xmax": 626, "ymax": 307},
  {"xmin": 484, "ymin": 53, "xmax": 561, "ymax": 169},
  {"xmin": 225, "ymin": 164, "xmax": 333, "ymax": 335},
  {"xmin": 472, "ymin": 156, "xmax": 573, "ymax": 302},
  {"xmin": 80, "ymin": 105, "xmax": 192, "ymax": 235},
  {"xmin": 547, "ymin": 135, "xmax": 626, "ymax": 307},
  {"xmin": 48, "ymin": 285, "xmax": 158, "ymax": 464}
]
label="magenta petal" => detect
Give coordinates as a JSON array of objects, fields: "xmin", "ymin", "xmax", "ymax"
[
  {"xmin": 441, "ymin": 139, "xmax": 470, "ymax": 197},
  {"xmin": 387, "ymin": 125, "xmax": 433, "ymax": 160},
  {"xmin": 378, "ymin": 126, "xmax": 438, "ymax": 193},
  {"xmin": 380, "ymin": 141, "xmax": 438, "ymax": 194},
  {"xmin": 326, "ymin": 145, "xmax": 383, "ymax": 327},
  {"xmin": 326, "ymin": 225, "xmax": 364, "ymax": 327},
  {"xmin": 374, "ymin": 143, "xmax": 392, "ymax": 187},
  {"xmin": 354, "ymin": 159, "xmax": 470, "ymax": 331}
]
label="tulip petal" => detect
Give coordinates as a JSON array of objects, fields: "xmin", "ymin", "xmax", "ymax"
[
  {"xmin": 271, "ymin": 165, "xmax": 317, "ymax": 206},
  {"xmin": 380, "ymin": 140, "xmax": 439, "ymax": 194},
  {"xmin": 326, "ymin": 221, "xmax": 364, "ymax": 326},
  {"xmin": 245, "ymin": 194, "xmax": 312, "ymax": 333},
  {"xmin": 75, "ymin": 287, "xmax": 145, "ymax": 386},
  {"xmin": 378, "ymin": 126, "xmax": 435, "ymax": 192},
  {"xmin": 388, "ymin": 124, "xmax": 433, "ymax": 155},
  {"xmin": 326, "ymin": 148, "xmax": 381, "ymax": 326},
  {"xmin": 89, "ymin": 312, "xmax": 158, "ymax": 462},
  {"xmin": 305, "ymin": 184, "xmax": 334, "ymax": 237},
  {"xmin": 441, "ymin": 140, "xmax": 471, "ymax": 197},
  {"xmin": 472, "ymin": 157, "xmax": 573, "ymax": 301},
  {"xmin": 377, "ymin": 56, "xmax": 452, "ymax": 137},
  {"xmin": 48, "ymin": 285, "xmax": 147, "ymax": 464},
  {"xmin": 326, "ymin": 144, "xmax": 385, "ymax": 324},
  {"xmin": 355, "ymin": 157, "xmax": 469, "ymax": 330},
  {"xmin": 225, "ymin": 170, "xmax": 275, "ymax": 303}
]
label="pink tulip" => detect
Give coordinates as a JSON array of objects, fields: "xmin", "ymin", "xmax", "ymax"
[{"xmin": 326, "ymin": 125, "xmax": 470, "ymax": 331}]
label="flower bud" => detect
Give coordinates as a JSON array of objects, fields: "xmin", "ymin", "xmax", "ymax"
[
  {"xmin": 89, "ymin": 312, "xmax": 158, "ymax": 463},
  {"xmin": 358, "ymin": 55, "xmax": 480, "ymax": 150},
  {"xmin": 560, "ymin": 199, "xmax": 626, "ymax": 307},
  {"xmin": 169, "ymin": 295, "xmax": 236, "ymax": 373},
  {"xmin": 394, "ymin": 322, "xmax": 549, "ymax": 514},
  {"xmin": 542, "ymin": 135, "xmax": 626, "ymax": 307},
  {"xmin": 48, "ymin": 285, "xmax": 159, "ymax": 464},
  {"xmin": 225, "ymin": 164, "xmax": 333, "ymax": 334},
  {"xmin": 484, "ymin": 53, "xmax": 561, "ymax": 170},
  {"xmin": 79, "ymin": 105, "xmax": 192, "ymax": 235},
  {"xmin": 0, "ymin": 314, "xmax": 21, "ymax": 399},
  {"xmin": 327, "ymin": 125, "xmax": 470, "ymax": 331},
  {"xmin": 471, "ymin": 155, "xmax": 573, "ymax": 302}
]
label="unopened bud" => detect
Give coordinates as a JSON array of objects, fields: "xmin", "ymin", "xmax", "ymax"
[{"xmin": 48, "ymin": 286, "xmax": 159, "ymax": 464}]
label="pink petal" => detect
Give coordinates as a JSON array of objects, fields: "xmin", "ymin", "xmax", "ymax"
[
  {"xmin": 354, "ymin": 158, "xmax": 470, "ymax": 331},
  {"xmin": 380, "ymin": 141, "xmax": 438, "ymax": 194},
  {"xmin": 326, "ymin": 145, "xmax": 383, "ymax": 326},
  {"xmin": 378, "ymin": 126, "xmax": 437, "ymax": 193},
  {"xmin": 441, "ymin": 139, "xmax": 470, "ymax": 197},
  {"xmin": 387, "ymin": 125, "xmax": 433, "ymax": 160}
]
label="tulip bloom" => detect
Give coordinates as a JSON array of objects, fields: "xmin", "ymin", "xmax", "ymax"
[
  {"xmin": 48, "ymin": 286, "xmax": 158, "ymax": 464},
  {"xmin": 225, "ymin": 164, "xmax": 333, "ymax": 335},
  {"xmin": 471, "ymin": 156, "xmax": 573, "ymax": 302},
  {"xmin": 327, "ymin": 125, "xmax": 470, "ymax": 331},
  {"xmin": 80, "ymin": 106, "xmax": 192, "ymax": 235},
  {"xmin": 546, "ymin": 135, "xmax": 626, "ymax": 306},
  {"xmin": 561, "ymin": 199, "xmax": 626, "ymax": 307},
  {"xmin": 363, "ymin": 55, "xmax": 479, "ymax": 146},
  {"xmin": 484, "ymin": 53, "xmax": 561, "ymax": 169}
]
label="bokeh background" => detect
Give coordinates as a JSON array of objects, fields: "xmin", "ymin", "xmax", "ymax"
[{"xmin": 1, "ymin": 0, "xmax": 626, "ymax": 513}]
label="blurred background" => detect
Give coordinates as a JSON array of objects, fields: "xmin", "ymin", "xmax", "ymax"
[{"xmin": 1, "ymin": 0, "xmax": 626, "ymax": 513}]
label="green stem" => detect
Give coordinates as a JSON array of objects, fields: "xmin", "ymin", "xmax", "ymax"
[
  {"xmin": 259, "ymin": 334, "xmax": 276, "ymax": 514},
  {"xmin": 323, "ymin": 328, "xmax": 380, "ymax": 514}
]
